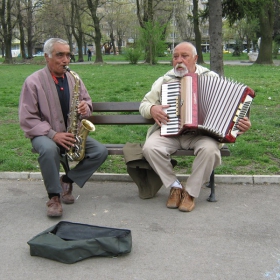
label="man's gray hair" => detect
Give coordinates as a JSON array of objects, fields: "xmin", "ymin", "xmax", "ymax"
[
  {"xmin": 43, "ymin": 38, "xmax": 69, "ymax": 58},
  {"xmin": 174, "ymin": 42, "xmax": 197, "ymax": 57}
]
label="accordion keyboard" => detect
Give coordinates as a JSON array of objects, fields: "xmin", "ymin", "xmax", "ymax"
[
  {"xmin": 230, "ymin": 94, "xmax": 254, "ymax": 137},
  {"xmin": 161, "ymin": 82, "xmax": 181, "ymax": 135}
]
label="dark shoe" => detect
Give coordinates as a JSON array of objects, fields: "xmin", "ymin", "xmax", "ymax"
[
  {"xmin": 46, "ymin": 196, "xmax": 63, "ymax": 217},
  {"xmin": 60, "ymin": 176, "xmax": 75, "ymax": 204},
  {"xmin": 179, "ymin": 190, "xmax": 195, "ymax": 212},
  {"xmin": 166, "ymin": 187, "xmax": 183, "ymax": 209}
]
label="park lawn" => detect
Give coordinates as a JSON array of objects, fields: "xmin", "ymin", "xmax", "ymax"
[{"xmin": 0, "ymin": 60, "xmax": 279, "ymax": 175}]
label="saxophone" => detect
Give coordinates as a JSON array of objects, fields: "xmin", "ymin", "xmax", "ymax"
[{"xmin": 64, "ymin": 65, "xmax": 95, "ymax": 161}]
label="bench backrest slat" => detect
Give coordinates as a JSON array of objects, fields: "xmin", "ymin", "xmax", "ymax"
[
  {"xmin": 93, "ymin": 102, "xmax": 140, "ymax": 112},
  {"xmin": 90, "ymin": 102, "xmax": 154, "ymax": 125}
]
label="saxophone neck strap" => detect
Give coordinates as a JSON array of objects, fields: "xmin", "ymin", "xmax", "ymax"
[{"xmin": 51, "ymin": 73, "xmax": 66, "ymax": 89}]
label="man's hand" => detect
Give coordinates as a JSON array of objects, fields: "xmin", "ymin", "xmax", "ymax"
[
  {"xmin": 237, "ymin": 117, "xmax": 251, "ymax": 135},
  {"xmin": 53, "ymin": 132, "xmax": 76, "ymax": 150},
  {"xmin": 150, "ymin": 105, "xmax": 170, "ymax": 126},
  {"xmin": 78, "ymin": 101, "xmax": 89, "ymax": 115}
]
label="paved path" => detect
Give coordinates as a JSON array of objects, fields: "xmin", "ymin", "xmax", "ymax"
[{"xmin": 1, "ymin": 177, "xmax": 280, "ymax": 280}]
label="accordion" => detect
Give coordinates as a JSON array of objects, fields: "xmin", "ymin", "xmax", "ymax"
[{"xmin": 160, "ymin": 73, "xmax": 255, "ymax": 143}]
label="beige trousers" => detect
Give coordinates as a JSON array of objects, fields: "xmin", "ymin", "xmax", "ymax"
[{"xmin": 142, "ymin": 130, "xmax": 222, "ymax": 197}]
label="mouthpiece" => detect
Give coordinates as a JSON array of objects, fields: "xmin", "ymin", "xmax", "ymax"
[{"xmin": 64, "ymin": 65, "xmax": 70, "ymax": 72}]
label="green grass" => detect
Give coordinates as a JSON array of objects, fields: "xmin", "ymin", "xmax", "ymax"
[{"xmin": 0, "ymin": 56, "xmax": 279, "ymax": 175}]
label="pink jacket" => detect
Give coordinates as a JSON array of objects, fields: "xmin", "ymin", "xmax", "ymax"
[{"xmin": 19, "ymin": 66, "xmax": 92, "ymax": 139}]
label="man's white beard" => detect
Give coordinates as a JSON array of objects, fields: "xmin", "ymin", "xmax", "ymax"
[{"xmin": 174, "ymin": 64, "xmax": 188, "ymax": 77}]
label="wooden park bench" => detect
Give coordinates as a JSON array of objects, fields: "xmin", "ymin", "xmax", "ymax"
[{"xmin": 84, "ymin": 102, "xmax": 231, "ymax": 202}]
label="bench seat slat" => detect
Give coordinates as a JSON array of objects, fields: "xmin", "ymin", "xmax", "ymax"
[
  {"xmin": 104, "ymin": 144, "xmax": 230, "ymax": 157},
  {"xmin": 88, "ymin": 115, "xmax": 154, "ymax": 125}
]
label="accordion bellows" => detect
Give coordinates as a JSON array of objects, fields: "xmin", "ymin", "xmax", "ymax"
[
  {"xmin": 27, "ymin": 221, "xmax": 132, "ymax": 263},
  {"xmin": 161, "ymin": 73, "xmax": 255, "ymax": 143}
]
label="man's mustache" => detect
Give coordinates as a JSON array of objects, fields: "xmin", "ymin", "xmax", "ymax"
[{"xmin": 175, "ymin": 63, "xmax": 187, "ymax": 70}]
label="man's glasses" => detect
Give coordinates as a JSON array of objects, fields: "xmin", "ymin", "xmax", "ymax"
[{"xmin": 55, "ymin": 52, "xmax": 71, "ymax": 59}]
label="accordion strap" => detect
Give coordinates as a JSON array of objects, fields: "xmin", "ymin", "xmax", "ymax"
[{"xmin": 200, "ymin": 70, "xmax": 210, "ymax": 75}]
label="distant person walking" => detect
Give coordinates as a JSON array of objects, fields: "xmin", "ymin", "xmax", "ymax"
[{"xmin": 87, "ymin": 49, "xmax": 92, "ymax": 61}]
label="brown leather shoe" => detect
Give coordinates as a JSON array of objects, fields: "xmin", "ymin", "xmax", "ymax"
[
  {"xmin": 166, "ymin": 187, "xmax": 183, "ymax": 209},
  {"xmin": 60, "ymin": 176, "xmax": 75, "ymax": 204},
  {"xmin": 46, "ymin": 196, "xmax": 63, "ymax": 217},
  {"xmin": 179, "ymin": 190, "xmax": 195, "ymax": 212}
]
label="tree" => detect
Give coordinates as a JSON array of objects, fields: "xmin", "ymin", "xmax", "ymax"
[
  {"xmin": 222, "ymin": 0, "xmax": 275, "ymax": 65},
  {"xmin": 273, "ymin": 0, "xmax": 280, "ymax": 37},
  {"xmin": 255, "ymin": 0, "xmax": 274, "ymax": 64},
  {"xmin": 138, "ymin": 21, "xmax": 166, "ymax": 65},
  {"xmin": 43, "ymin": 0, "xmax": 75, "ymax": 55},
  {"xmin": 71, "ymin": 0, "xmax": 86, "ymax": 62},
  {"xmin": 24, "ymin": 0, "xmax": 40, "ymax": 58},
  {"xmin": 61, "ymin": 3, "xmax": 75, "ymax": 55},
  {"xmin": 31, "ymin": 0, "xmax": 68, "ymax": 56},
  {"xmin": 136, "ymin": 0, "xmax": 173, "ymax": 64},
  {"xmin": 17, "ymin": 0, "xmax": 44, "ymax": 58},
  {"xmin": 175, "ymin": 0, "xmax": 193, "ymax": 43},
  {"xmin": 0, "ymin": 0, "xmax": 16, "ymax": 64},
  {"xmin": 136, "ymin": 0, "xmax": 155, "ymax": 63},
  {"xmin": 103, "ymin": 1, "xmax": 118, "ymax": 55},
  {"xmin": 102, "ymin": 0, "xmax": 135, "ymax": 55},
  {"xmin": 192, "ymin": 0, "xmax": 204, "ymax": 64},
  {"xmin": 209, "ymin": 0, "xmax": 224, "ymax": 75},
  {"xmin": 15, "ymin": 0, "xmax": 26, "ymax": 59},
  {"xmin": 223, "ymin": 18, "xmax": 259, "ymax": 55},
  {"xmin": 86, "ymin": 0, "xmax": 103, "ymax": 63}
]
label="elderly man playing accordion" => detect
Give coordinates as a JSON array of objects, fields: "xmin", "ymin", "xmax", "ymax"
[{"xmin": 139, "ymin": 42, "xmax": 251, "ymax": 212}]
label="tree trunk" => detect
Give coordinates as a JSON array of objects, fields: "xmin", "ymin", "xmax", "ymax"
[
  {"xmin": 26, "ymin": 0, "xmax": 33, "ymax": 58},
  {"xmin": 1, "ymin": 40, "xmax": 4, "ymax": 57},
  {"xmin": 16, "ymin": 0, "xmax": 26, "ymax": 60},
  {"xmin": 19, "ymin": 25, "xmax": 26, "ymax": 60},
  {"xmin": 193, "ymin": 0, "xmax": 204, "ymax": 64},
  {"xmin": 70, "ymin": 0, "xmax": 84, "ymax": 62},
  {"xmin": 86, "ymin": 0, "xmax": 103, "ymax": 63},
  {"xmin": 147, "ymin": 0, "xmax": 154, "ymax": 64},
  {"xmin": 76, "ymin": 33, "xmax": 84, "ymax": 62},
  {"xmin": 208, "ymin": 0, "xmax": 224, "ymax": 76},
  {"xmin": 255, "ymin": 0, "xmax": 274, "ymax": 64},
  {"xmin": 1, "ymin": 0, "xmax": 13, "ymax": 64},
  {"xmin": 110, "ymin": 32, "xmax": 116, "ymax": 55},
  {"xmin": 136, "ymin": 0, "xmax": 157, "ymax": 64},
  {"xmin": 66, "ymin": 27, "xmax": 74, "ymax": 54},
  {"xmin": 117, "ymin": 32, "xmax": 122, "ymax": 54}
]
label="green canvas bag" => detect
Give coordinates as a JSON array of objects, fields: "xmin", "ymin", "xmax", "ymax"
[{"xmin": 27, "ymin": 221, "xmax": 132, "ymax": 264}]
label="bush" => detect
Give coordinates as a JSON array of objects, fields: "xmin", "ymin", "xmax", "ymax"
[{"xmin": 124, "ymin": 48, "xmax": 142, "ymax": 64}]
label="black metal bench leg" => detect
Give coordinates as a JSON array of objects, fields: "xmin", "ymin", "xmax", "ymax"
[
  {"xmin": 60, "ymin": 154, "xmax": 70, "ymax": 174},
  {"xmin": 207, "ymin": 170, "xmax": 217, "ymax": 202}
]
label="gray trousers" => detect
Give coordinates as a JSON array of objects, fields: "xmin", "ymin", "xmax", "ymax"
[
  {"xmin": 142, "ymin": 130, "xmax": 221, "ymax": 197},
  {"xmin": 32, "ymin": 136, "xmax": 108, "ymax": 194}
]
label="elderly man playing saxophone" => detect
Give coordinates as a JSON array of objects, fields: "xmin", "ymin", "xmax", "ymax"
[{"xmin": 19, "ymin": 38, "xmax": 108, "ymax": 217}]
